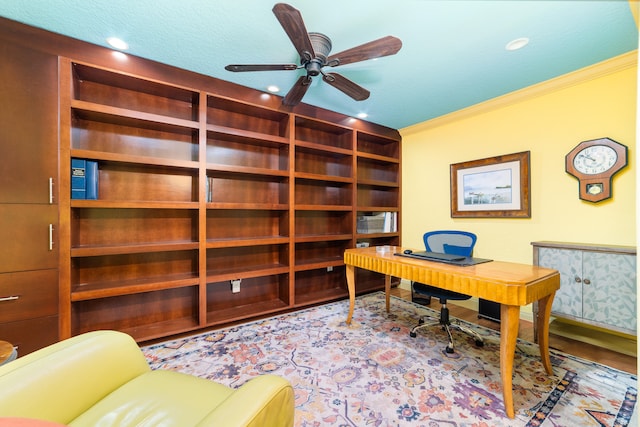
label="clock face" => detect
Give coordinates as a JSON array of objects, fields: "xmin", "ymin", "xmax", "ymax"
[{"xmin": 572, "ymin": 145, "xmax": 618, "ymax": 175}]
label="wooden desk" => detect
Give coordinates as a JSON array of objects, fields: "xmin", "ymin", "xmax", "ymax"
[{"xmin": 344, "ymin": 246, "xmax": 560, "ymax": 419}]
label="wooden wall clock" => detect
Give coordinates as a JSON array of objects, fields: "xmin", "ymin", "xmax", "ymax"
[{"xmin": 565, "ymin": 137, "xmax": 628, "ymax": 202}]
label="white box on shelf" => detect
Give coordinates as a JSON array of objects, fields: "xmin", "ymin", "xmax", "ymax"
[{"xmin": 357, "ymin": 213, "xmax": 385, "ymax": 233}]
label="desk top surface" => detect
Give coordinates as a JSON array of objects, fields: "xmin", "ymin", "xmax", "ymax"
[{"xmin": 345, "ymin": 246, "xmax": 559, "ymax": 306}]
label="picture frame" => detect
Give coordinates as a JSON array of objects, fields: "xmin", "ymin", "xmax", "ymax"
[{"xmin": 450, "ymin": 151, "xmax": 531, "ymax": 218}]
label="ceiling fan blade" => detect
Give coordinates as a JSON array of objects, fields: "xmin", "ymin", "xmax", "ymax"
[
  {"xmin": 225, "ymin": 64, "xmax": 298, "ymax": 72},
  {"xmin": 283, "ymin": 75, "xmax": 312, "ymax": 106},
  {"xmin": 322, "ymin": 73, "xmax": 370, "ymax": 101},
  {"xmin": 272, "ymin": 3, "xmax": 315, "ymax": 62},
  {"xmin": 327, "ymin": 36, "xmax": 402, "ymax": 67}
]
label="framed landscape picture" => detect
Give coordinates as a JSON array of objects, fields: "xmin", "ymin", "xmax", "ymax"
[{"xmin": 450, "ymin": 151, "xmax": 531, "ymax": 218}]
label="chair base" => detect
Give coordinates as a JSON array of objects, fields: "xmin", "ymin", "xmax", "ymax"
[{"xmin": 409, "ymin": 304, "xmax": 484, "ymax": 353}]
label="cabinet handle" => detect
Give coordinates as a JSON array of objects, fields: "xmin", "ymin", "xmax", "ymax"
[
  {"xmin": 49, "ymin": 224, "xmax": 54, "ymax": 251},
  {"xmin": 0, "ymin": 295, "xmax": 19, "ymax": 302},
  {"xmin": 574, "ymin": 276, "xmax": 582, "ymax": 283},
  {"xmin": 49, "ymin": 177, "xmax": 54, "ymax": 204},
  {"xmin": 583, "ymin": 278, "xmax": 591, "ymax": 285}
]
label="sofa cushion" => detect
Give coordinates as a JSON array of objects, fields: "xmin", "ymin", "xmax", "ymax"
[{"xmin": 69, "ymin": 370, "xmax": 233, "ymax": 427}]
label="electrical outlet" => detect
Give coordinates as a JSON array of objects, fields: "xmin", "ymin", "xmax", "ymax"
[
  {"xmin": 327, "ymin": 266, "xmax": 333, "ymax": 272},
  {"xmin": 231, "ymin": 279, "xmax": 241, "ymax": 293}
]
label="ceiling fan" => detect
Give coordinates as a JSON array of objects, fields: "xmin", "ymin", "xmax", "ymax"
[{"xmin": 225, "ymin": 3, "xmax": 402, "ymax": 106}]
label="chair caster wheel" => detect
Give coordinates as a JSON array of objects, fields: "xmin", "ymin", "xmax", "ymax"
[
  {"xmin": 475, "ymin": 340, "xmax": 484, "ymax": 347},
  {"xmin": 409, "ymin": 331, "xmax": 417, "ymax": 338},
  {"xmin": 445, "ymin": 346, "xmax": 454, "ymax": 354}
]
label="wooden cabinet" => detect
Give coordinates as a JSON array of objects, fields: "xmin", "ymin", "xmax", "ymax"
[
  {"xmin": 532, "ymin": 241, "xmax": 636, "ymax": 336},
  {"xmin": 0, "ymin": 205, "xmax": 58, "ymax": 272},
  {"xmin": 58, "ymin": 59, "xmax": 401, "ymax": 342},
  {"xmin": 0, "ymin": 270, "xmax": 59, "ymax": 354},
  {"xmin": 0, "ymin": 42, "xmax": 59, "ymax": 204},
  {"xmin": 0, "ymin": 43, "xmax": 59, "ymax": 354}
]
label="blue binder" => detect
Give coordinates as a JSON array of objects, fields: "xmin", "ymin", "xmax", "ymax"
[
  {"xmin": 85, "ymin": 160, "xmax": 98, "ymax": 200},
  {"xmin": 71, "ymin": 158, "xmax": 86, "ymax": 199},
  {"xmin": 71, "ymin": 158, "xmax": 98, "ymax": 199}
]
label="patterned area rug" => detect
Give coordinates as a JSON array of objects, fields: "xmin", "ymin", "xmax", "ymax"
[{"xmin": 142, "ymin": 292, "xmax": 637, "ymax": 426}]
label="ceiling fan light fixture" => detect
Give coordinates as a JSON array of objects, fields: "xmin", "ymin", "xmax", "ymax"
[
  {"xmin": 505, "ymin": 37, "xmax": 529, "ymax": 51},
  {"xmin": 308, "ymin": 32, "xmax": 332, "ymax": 62}
]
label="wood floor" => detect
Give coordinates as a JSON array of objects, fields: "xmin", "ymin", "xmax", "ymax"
[{"xmin": 390, "ymin": 287, "xmax": 637, "ymax": 374}]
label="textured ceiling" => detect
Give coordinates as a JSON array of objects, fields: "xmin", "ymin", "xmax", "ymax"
[{"xmin": 1, "ymin": 1, "xmax": 637, "ymax": 129}]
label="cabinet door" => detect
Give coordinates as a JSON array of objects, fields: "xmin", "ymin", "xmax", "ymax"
[
  {"xmin": 0, "ymin": 205, "xmax": 58, "ymax": 272},
  {"xmin": 538, "ymin": 247, "xmax": 583, "ymax": 318},
  {"xmin": 0, "ymin": 42, "xmax": 58, "ymax": 204},
  {"xmin": 0, "ymin": 316, "xmax": 58, "ymax": 356},
  {"xmin": 0, "ymin": 269, "xmax": 58, "ymax": 323},
  {"xmin": 582, "ymin": 252, "xmax": 636, "ymax": 332}
]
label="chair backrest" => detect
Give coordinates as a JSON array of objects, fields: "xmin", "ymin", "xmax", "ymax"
[{"xmin": 423, "ymin": 230, "xmax": 477, "ymax": 257}]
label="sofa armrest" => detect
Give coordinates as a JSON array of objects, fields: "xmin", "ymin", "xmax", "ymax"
[
  {"xmin": 195, "ymin": 375, "xmax": 295, "ymax": 427},
  {"xmin": 0, "ymin": 331, "xmax": 150, "ymax": 424}
]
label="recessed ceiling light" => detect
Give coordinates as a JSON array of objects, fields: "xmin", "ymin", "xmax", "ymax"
[
  {"xmin": 505, "ymin": 37, "xmax": 529, "ymax": 51},
  {"xmin": 106, "ymin": 37, "xmax": 128, "ymax": 50},
  {"xmin": 267, "ymin": 85, "xmax": 280, "ymax": 93},
  {"xmin": 357, "ymin": 112, "xmax": 368, "ymax": 119}
]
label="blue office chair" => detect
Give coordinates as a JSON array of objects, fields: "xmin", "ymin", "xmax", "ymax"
[{"xmin": 410, "ymin": 230, "xmax": 484, "ymax": 353}]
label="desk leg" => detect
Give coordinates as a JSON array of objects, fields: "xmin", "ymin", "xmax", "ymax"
[
  {"xmin": 500, "ymin": 304, "xmax": 520, "ymax": 419},
  {"xmin": 346, "ymin": 264, "xmax": 355, "ymax": 325},
  {"xmin": 385, "ymin": 275, "xmax": 391, "ymax": 313},
  {"xmin": 536, "ymin": 292, "xmax": 556, "ymax": 375}
]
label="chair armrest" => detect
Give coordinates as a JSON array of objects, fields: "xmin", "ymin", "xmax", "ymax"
[
  {"xmin": 0, "ymin": 331, "xmax": 150, "ymax": 424},
  {"xmin": 195, "ymin": 375, "xmax": 294, "ymax": 427}
]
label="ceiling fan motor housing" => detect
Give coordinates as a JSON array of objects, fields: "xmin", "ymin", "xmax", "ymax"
[{"xmin": 307, "ymin": 32, "xmax": 332, "ymax": 75}]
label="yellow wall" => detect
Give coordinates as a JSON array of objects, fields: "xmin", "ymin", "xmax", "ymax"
[{"xmin": 400, "ymin": 52, "xmax": 637, "ymax": 264}]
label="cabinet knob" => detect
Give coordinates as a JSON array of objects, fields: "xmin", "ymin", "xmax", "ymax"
[
  {"xmin": 583, "ymin": 278, "xmax": 591, "ymax": 285},
  {"xmin": 574, "ymin": 276, "xmax": 582, "ymax": 283}
]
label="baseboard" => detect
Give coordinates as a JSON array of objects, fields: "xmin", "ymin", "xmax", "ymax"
[
  {"xmin": 549, "ymin": 319, "xmax": 637, "ymax": 358},
  {"xmin": 399, "ymin": 281, "xmax": 637, "ymax": 357}
]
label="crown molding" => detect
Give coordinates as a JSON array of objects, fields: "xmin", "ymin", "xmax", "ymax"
[{"xmin": 401, "ymin": 50, "xmax": 638, "ymax": 136}]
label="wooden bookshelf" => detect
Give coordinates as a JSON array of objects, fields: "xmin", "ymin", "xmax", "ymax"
[{"xmin": 56, "ymin": 57, "xmax": 401, "ymax": 342}]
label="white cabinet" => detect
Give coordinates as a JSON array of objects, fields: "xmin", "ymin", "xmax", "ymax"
[{"xmin": 532, "ymin": 241, "xmax": 636, "ymax": 336}]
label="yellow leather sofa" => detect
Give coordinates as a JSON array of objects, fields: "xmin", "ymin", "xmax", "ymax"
[{"xmin": 0, "ymin": 330, "xmax": 294, "ymax": 427}]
